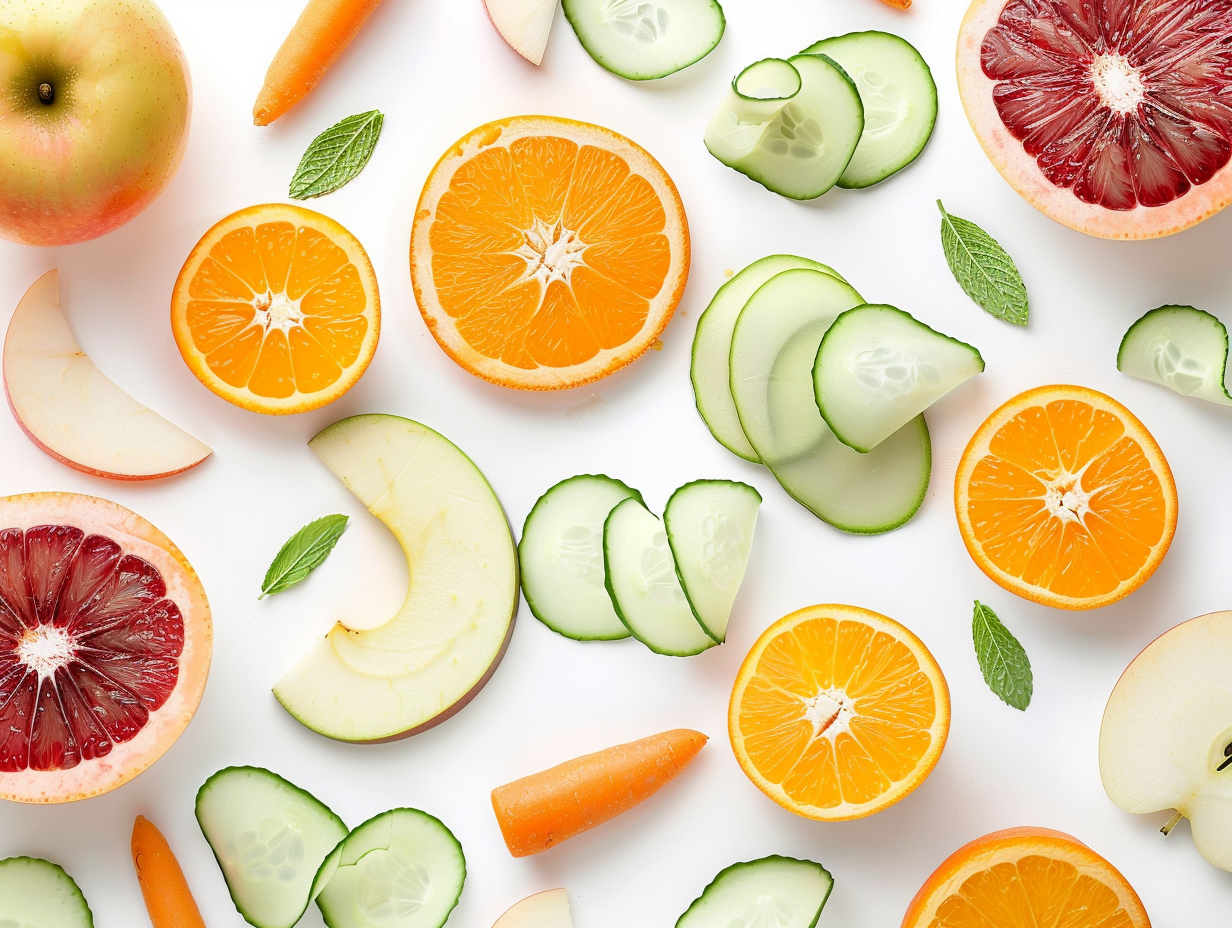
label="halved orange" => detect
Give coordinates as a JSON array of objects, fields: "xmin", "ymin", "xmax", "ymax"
[
  {"xmin": 172, "ymin": 204, "xmax": 380, "ymax": 415},
  {"xmin": 410, "ymin": 116, "xmax": 689, "ymax": 391},
  {"xmin": 729, "ymin": 604, "xmax": 949, "ymax": 821},
  {"xmin": 955, "ymin": 385, "xmax": 1177, "ymax": 611},
  {"xmin": 901, "ymin": 827, "xmax": 1151, "ymax": 928}
]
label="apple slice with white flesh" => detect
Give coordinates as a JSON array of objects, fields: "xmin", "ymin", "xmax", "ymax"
[
  {"xmin": 493, "ymin": 889, "xmax": 573, "ymax": 928},
  {"xmin": 4, "ymin": 270, "xmax": 210, "ymax": 480},
  {"xmin": 483, "ymin": 0, "xmax": 558, "ymax": 65},
  {"xmin": 273, "ymin": 414, "xmax": 519, "ymax": 743},
  {"xmin": 1099, "ymin": 610, "xmax": 1232, "ymax": 871}
]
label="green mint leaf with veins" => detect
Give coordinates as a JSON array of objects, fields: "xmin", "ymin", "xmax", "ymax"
[
  {"xmin": 972, "ymin": 600, "xmax": 1033, "ymax": 710},
  {"xmin": 289, "ymin": 111, "xmax": 384, "ymax": 199},
  {"xmin": 938, "ymin": 200, "xmax": 1029, "ymax": 326},
  {"xmin": 261, "ymin": 514, "xmax": 349, "ymax": 598}
]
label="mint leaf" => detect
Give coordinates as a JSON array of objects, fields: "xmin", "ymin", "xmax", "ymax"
[
  {"xmin": 972, "ymin": 600, "xmax": 1033, "ymax": 710},
  {"xmin": 261, "ymin": 515, "xmax": 349, "ymax": 598},
  {"xmin": 289, "ymin": 111, "xmax": 383, "ymax": 199},
  {"xmin": 938, "ymin": 200, "xmax": 1029, "ymax": 326}
]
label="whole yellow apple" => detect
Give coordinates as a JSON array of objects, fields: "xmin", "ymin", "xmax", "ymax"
[{"xmin": 0, "ymin": 0, "xmax": 190, "ymax": 246}]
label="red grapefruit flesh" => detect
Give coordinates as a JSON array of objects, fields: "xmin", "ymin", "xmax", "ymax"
[
  {"xmin": 957, "ymin": 0, "xmax": 1232, "ymax": 239},
  {"xmin": 0, "ymin": 493, "xmax": 210, "ymax": 803}
]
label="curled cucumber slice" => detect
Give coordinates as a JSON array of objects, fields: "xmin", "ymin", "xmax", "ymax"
[
  {"xmin": 706, "ymin": 54, "xmax": 864, "ymax": 200},
  {"xmin": 0, "ymin": 857, "xmax": 94, "ymax": 928},
  {"xmin": 1117, "ymin": 305, "xmax": 1232, "ymax": 405},
  {"xmin": 563, "ymin": 0, "xmax": 725, "ymax": 80}
]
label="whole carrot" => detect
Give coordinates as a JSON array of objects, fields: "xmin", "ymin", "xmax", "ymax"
[
  {"xmin": 254, "ymin": 0, "xmax": 385, "ymax": 126},
  {"xmin": 491, "ymin": 729, "xmax": 707, "ymax": 857},
  {"xmin": 131, "ymin": 815, "xmax": 206, "ymax": 928}
]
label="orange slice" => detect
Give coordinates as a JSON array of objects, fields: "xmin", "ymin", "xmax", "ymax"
[
  {"xmin": 729, "ymin": 604, "xmax": 949, "ymax": 821},
  {"xmin": 171, "ymin": 204, "xmax": 380, "ymax": 415},
  {"xmin": 955, "ymin": 385, "xmax": 1177, "ymax": 611},
  {"xmin": 901, "ymin": 827, "xmax": 1151, "ymax": 928},
  {"xmin": 410, "ymin": 116, "xmax": 689, "ymax": 391}
]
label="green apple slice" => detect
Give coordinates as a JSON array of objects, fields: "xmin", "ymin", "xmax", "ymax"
[{"xmin": 273, "ymin": 415, "xmax": 519, "ymax": 743}]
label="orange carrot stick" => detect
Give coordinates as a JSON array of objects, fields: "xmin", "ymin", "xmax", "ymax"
[
  {"xmin": 131, "ymin": 815, "xmax": 207, "ymax": 928},
  {"xmin": 491, "ymin": 729, "xmax": 707, "ymax": 857},
  {"xmin": 253, "ymin": 0, "xmax": 385, "ymax": 126}
]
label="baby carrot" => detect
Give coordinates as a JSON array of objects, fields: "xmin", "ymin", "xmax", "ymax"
[
  {"xmin": 131, "ymin": 815, "xmax": 206, "ymax": 928},
  {"xmin": 253, "ymin": 0, "xmax": 385, "ymax": 126},
  {"xmin": 491, "ymin": 729, "xmax": 707, "ymax": 857}
]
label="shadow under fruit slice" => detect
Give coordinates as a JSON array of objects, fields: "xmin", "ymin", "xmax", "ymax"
[{"xmin": 0, "ymin": 492, "xmax": 211, "ymax": 803}]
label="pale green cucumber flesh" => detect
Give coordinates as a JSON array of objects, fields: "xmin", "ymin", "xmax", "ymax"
[
  {"xmin": 603, "ymin": 498, "xmax": 717, "ymax": 656},
  {"xmin": 0, "ymin": 857, "xmax": 93, "ymax": 928},
  {"xmin": 663, "ymin": 479, "xmax": 760, "ymax": 642},
  {"xmin": 1117, "ymin": 305, "xmax": 1232, "ymax": 405},
  {"xmin": 519, "ymin": 474, "xmax": 642, "ymax": 640},
  {"xmin": 814, "ymin": 304, "xmax": 984, "ymax": 453},
  {"xmin": 691, "ymin": 255, "xmax": 845, "ymax": 462},
  {"xmin": 731, "ymin": 269, "xmax": 931, "ymax": 534},
  {"xmin": 802, "ymin": 32, "xmax": 937, "ymax": 188},
  {"xmin": 705, "ymin": 54, "xmax": 864, "ymax": 199},
  {"xmin": 562, "ymin": 0, "xmax": 725, "ymax": 80},
  {"xmin": 315, "ymin": 809, "xmax": 465, "ymax": 928},
  {"xmin": 676, "ymin": 855, "xmax": 834, "ymax": 928},
  {"xmin": 196, "ymin": 766, "xmax": 349, "ymax": 928}
]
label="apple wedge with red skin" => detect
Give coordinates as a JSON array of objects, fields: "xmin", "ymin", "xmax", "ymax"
[
  {"xmin": 483, "ymin": 0, "xmax": 558, "ymax": 65},
  {"xmin": 4, "ymin": 270, "xmax": 211, "ymax": 481},
  {"xmin": 1099, "ymin": 610, "xmax": 1232, "ymax": 871},
  {"xmin": 493, "ymin": 889, "xmax": 573, "ymax": 928}
]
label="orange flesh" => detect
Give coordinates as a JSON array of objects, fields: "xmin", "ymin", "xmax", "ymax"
[{"xmin": 427, "ymin": 136, "xmax": 671, "ymax": 370}]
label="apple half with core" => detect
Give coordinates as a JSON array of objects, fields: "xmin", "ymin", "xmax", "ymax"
[
  {"xmin": 0, "ymin": 0, "xmax": 190, "ymax": 246},
  {"xmin": 483, "ymin": 0, "xmax": 558, "ymax": 66},
  {"xmin": 5, "ymin": 270, "xmax": 211, "ymax": 480},
  {"xmin": 273, "ymin": 414, "xmax": 519, "ymax": 742},
  {"xmin": 493, "ymin": 889, "xmax": 573, "ymax": 928},
  {"xmin": 1099, "ymin": 610, "xmax": 1232, "ymax": 871}
]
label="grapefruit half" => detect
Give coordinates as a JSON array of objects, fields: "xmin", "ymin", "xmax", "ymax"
[
  {"xmin": 957, "ymin": 0, "xmax": 1232, "ymax": 239},
  {"xmin": 0, "ymin": 493, "xmax": 210, "ymax": 803}
]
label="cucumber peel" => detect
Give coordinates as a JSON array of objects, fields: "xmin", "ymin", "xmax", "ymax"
[{"xmin": 1118, "ymin": 305, "xmax": 1232, "ymax": 405}]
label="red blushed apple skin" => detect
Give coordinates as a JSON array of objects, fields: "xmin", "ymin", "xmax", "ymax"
[{"xmin": 0, "ymin": 0, "xmax": 192, "ymax": 246}]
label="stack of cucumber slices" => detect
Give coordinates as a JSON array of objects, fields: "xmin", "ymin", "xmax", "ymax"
[
  {"xmin": 691, "ymin": 256, "xmax": 984, "ymax": 534},
  {"xmin": 520, "ymin": 476, "xmax": 760, "ymax": 654},
  {"xmin": 196, "ymin": 767, "xmax": 465, "ymax": 928},
  {"xmin": 706, "ymin": 31, "xmax": 937, "ymax": 198}
]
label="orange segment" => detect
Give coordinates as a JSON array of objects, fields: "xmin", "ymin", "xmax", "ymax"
[
  {"xmin": 901, "ymin": 827, "xmax": 1151, "ymax": 928},
  {"xmin": 171, "ymin": 204, "xmax": 380, "ymax": 415},
  {"xmin": 729, "ymin": 604, "xmax": 950, "ymax": 822},
  {"xmin": 955, "ymin": 385, "xmax": 1177, "ymax": 610},
  {"xmin": 411, "ymin": 116, "xmax": 689, "ymax": 391}
]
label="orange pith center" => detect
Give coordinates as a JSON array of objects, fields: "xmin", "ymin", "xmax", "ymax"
[
  {"xmin": 737, "ymin": 617, "xmax": 937, "ymax": 810},
  {"xmin": 185, "ymin": 221, "xmax": 369, "ymax": 399},
  {"xmin": 428, "ymin": 135, "xmax": 671, "ymax": 370},
  {"xmin": 929, "ymin": 853, "xmax": 1136, "ymax": 927},
  {"xmin": 966, "ymin": 399, "xmax": 1166, "ymax": 600}
]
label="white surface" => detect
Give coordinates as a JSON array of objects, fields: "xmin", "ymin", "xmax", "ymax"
[{"xmin": 2, "ymin": 1, "xmax": 1232, "ymax": 926}]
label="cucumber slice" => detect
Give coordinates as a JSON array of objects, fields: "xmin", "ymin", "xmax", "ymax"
[
  {"xmin": 562, "ymin": 0, "xmax": 725, "ymax": 81},
  {"xmin": 814, "ymin": 304, "xmax": 984, "ymax": 453},
  {"xmin": 731, "ymin": 269, "xmax": 931, "ymax": 534},
  {"xmin": 801, "ymin": 32, "xmax": 938, "ymax": 188},
  {"xmin": 0, "ymin": 857, "xmax": 93, "ymax": 928},
  {"xmin": 691, "ymin": 255, "xmax": 845, "ymax": 462},
  {"xmin": 520, "ymin": 475, "xmax": 642, "ymax": 641},
  {"xmin": 196, "ymin": 766, "xmax": 349, "ymax": 928},
  {"xmin": 664, "ymin": 480, "xmax": 760, "ymax": 642},
  {"xmin": 315, "ymin": 808, "xmax": 465, "ymax": 928},
  {"xmin": 603, "ymin": 497, "xmax": 716, "ymax": 656},
  {"xmin": 705, "ymin": 54, "xmax": 864, "ymax": 200},
  {"xmin": 676, "ymin": 856, "xmax": 833, "ymax": 928},
  {"xmin": 1117, "ymin": 305, "xmax": 1232, "ymax": 405}
]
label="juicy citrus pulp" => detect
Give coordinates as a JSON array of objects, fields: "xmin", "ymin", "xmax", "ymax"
[
  {"xmin": 955, "ymin": 385, "xmax": 1176, "ymax": 610},
  {"xmin": 172, "ymin": 204, "xmax": 380, "ymax": 414},
  {"xmin": 901, "ymin": 827, "xmax": 1151, "ymax": 928},
  {"xmin": 729, "ymin": 604, "xmax": 949, "ymax": 821},
  {"xmin": 410, "ymin": 116, "xmax": 689, "ymax": 390}
]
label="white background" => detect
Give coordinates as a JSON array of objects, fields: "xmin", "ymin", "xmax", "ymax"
[{"xmin": 2, "ymin": 0, "xmax": 1232, "ymax": 925}]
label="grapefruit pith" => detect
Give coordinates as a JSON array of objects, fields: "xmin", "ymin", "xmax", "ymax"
[
  {"xmin": 0, "ymin": 493, "xmax": 210, "ymax": 803},
  {"xmin": 957, "ymin": 0, "xmax": 1232, "ymax": 239}
]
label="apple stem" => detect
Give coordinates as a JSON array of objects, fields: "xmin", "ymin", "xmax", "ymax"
[
  {"xmin": 38, "ymin": 83, "xmax": 54, "ymax": 105},
  {"xmin": 1161, "ymin": 811, "xmax": 1183, "ymax": 836}
]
